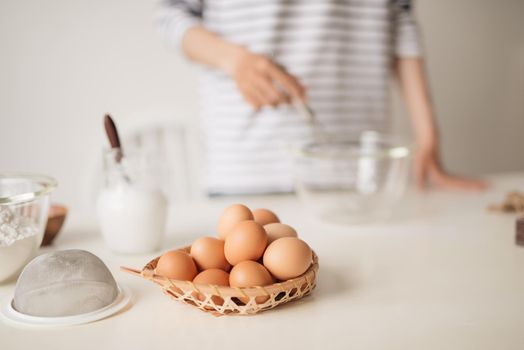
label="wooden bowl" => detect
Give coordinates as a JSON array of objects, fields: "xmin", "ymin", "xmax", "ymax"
[{"xmin": 42, "ymin": 204, "xmax": 67, "ymax": 246}]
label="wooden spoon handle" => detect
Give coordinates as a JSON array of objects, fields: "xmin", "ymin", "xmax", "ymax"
[
  {"xmin": 104, "ymin": 114, "xmax": 121, "ymax": 149},
  {"xmin": 104, "ymin": 114, "xmax": 123, "ymax": 162}
]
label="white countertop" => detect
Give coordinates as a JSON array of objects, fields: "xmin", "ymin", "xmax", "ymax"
[{"xmin": 2, "ymin": 173, "xmax": 524, "ymax": 350}]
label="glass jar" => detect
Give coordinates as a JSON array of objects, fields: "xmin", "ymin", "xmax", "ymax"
[{"xmin": 96, "ymin": 149, "xmax": 168, "ymax": 254}]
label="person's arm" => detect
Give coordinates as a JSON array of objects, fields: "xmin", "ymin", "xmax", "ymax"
[
  {"xmin": 181, "ymin": 26, "xmax": 305, "ymax": 109},
  {"xmin": 395, "ymin": 57, "xmax": 487, "ymax": 191},
  {"xmin": 392, "ymin": 0, "xmax": 486, "ymax": 191},
  {"xmin": 158, "ymin": 1, "xmax": 303, "ymax": 109}
]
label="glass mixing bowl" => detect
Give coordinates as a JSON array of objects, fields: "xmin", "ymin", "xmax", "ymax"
[
  {"xmin": 0, "ymin": 174, "xmax": 57, "ymax": 283},
  {"xmin": 293, "ymin": 132, "xmax": 411, "ymax": 224}
]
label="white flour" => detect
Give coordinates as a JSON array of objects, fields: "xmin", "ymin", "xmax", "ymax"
[{"xmin": 0, "ymin": 206, "xmax": 39, "ymax": 247}]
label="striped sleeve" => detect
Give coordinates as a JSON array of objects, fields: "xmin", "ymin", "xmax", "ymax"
[
  {"xmin": 393, "ymin": 0, "xmax": 423, "ymax": 57},
  {"xmin": 157, "ymin": 0, "xmax": 203, "ymax": 51}
]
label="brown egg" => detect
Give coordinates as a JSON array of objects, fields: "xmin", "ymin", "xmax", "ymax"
[
  {"xmin": 263, "ymin": 237, "xmax": 312, "ymax": 281},
  {"xmin": 217, "ymin": 204, "xmax": 253, "ymax": 240},
  {"xmin": 192, "ymin": 269, "xmax": 230, "ymax": 305},
  {"xmin": 193, "ymin": 269, "xmax": 230, "ymax": 286},
  {"xmin": 229, "ymin": 261, "xmax": 273, "ymax": 304},
  {"xmin": 264, "ymin": 223, "xmax": 298, "ymax": 243},
  {"xmin": 253, "ymin": 208, "xmax": 280, "ymax": 226},
  {"xmin": 156, "ymin": 250, "xmax": 198, "ymax": 281},
  {"xmin": 224, "ymin": 221, "xmax": 268, "ymax": 266},
  {"xmin": 190, "ymin": 236, "xmax": 231, "ymax": 272}
]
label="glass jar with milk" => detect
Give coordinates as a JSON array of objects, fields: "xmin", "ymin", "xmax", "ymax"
[{"xmin": 96, "ymin": 149, "xmax": 168, "ymax": 254}]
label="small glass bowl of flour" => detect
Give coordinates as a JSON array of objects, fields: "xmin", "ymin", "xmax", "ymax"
[{"xmin": 0, "ymin": 174, "xmax": 57, "ymax": 283}]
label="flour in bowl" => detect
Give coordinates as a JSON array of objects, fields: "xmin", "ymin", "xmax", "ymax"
[{"xmin": 0, "ymin": 206, "xmax": 39, "ymax": 247}]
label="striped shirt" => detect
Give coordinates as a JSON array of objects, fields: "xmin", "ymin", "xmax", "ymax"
[{"xmin": 158, "ymin": 0, "xmax": 422, "ymax": 194}]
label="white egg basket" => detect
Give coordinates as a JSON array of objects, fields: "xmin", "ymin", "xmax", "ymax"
[{"xmin": 121, "ymin": 246, "xmax": 318, "ymax": 316}]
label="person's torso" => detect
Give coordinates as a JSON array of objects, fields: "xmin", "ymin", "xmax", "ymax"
[{"xmin": 200, "ymin": 0, "xmax": 396, "ymax": 194}]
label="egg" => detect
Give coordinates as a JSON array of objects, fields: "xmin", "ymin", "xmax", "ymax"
[
  {"xmin": 224, "ymin": 221, "xmax": 268, "ymax": 265},
  {"xmin": 263, "ymin": 237, "xmax": 312, "ymax": 281},
  {"xmin": 252, "ymin": 208, "xmax": 280, "ymax": 226},
  {"xmin": 192, "ymin": 269, "xmax": 230, "ymax": 305},
  {"xmin": 217, "ymin": 204, "xmax": 253, "ymax": 240},
  {"xmin": 156, "ymin": 250, "xmax": 198, "ymax": 281},
  {"xmin": 264, "ymin": 223, "xmax": 298, "ymax": 243},
  {"xmin": 190, "ymin": 236, "xmax": 231, "ymax": 272},
  {"xmin": 193, "ymin": 269, "xmax": 230, "ymax": 286},
  {"xmin": 229, "ymin": 261, "xmax": 273, "ymax": 304}
]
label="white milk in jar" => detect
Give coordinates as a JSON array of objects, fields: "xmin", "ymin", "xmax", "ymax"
[
  {"xmin": 96, "ymin": 149, "xmax": 168, "ymax": 254},
  {"xmin": 97, "ymin": 185, "xmax": 167, "ymax": 254}
]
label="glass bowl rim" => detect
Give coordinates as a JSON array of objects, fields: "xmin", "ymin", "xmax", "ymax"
[
  {"xmin": 293, "ymin": 137, "xmax": 412, "ymax": 161},
  {"xmin": 0, "ymin": 173, "xmax": 57, "ymax": 205}
]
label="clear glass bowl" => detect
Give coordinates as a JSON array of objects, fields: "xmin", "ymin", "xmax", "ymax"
[
  {"xmin": 293, "ymin": 133, "xmax": 411, "ymax": 224},
  {"xmin": 0, "ymin": 174, "xmax": 57, "ymax": 283}
]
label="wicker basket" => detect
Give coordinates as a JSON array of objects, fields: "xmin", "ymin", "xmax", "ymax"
[{"xmin": 121, "ymin": 247, "xmax": 319, "ymax": 316}]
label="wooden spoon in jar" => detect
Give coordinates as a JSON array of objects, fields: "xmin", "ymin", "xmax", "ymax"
[{"xmin": 103, "ymin": 114, "xmax": 131, "ymax": 183}]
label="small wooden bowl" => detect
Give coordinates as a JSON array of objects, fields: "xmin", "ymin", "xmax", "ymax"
[{"xmin": 42, "ymin": 204, "xmax": 68, "ymax": 246}]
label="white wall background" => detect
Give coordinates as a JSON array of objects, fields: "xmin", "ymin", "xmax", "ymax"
[{"xmin": 1, "ymin": 0, "xmax": 523, "ymax": 213}]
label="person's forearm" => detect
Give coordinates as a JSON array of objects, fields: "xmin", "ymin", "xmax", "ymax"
[
  {"xmin": 395, "ymin": 58, "xmax": 488, "ymax": 190},
  {"xmin": 181, "ymin": 25, "xmax": 305, "ymax": 108},
  {"xmin": 181, "ymin": 26, "xmax": 244, "ymax": 75},
  {"xmin": 395, "ymin": 57, "xmax": 438, "ymax": 149}
]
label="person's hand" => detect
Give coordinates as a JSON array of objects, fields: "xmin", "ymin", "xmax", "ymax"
[
  {"xmin": 414, "ymin": 143, "xmax": 488, "ymax": 191},
  {"xmin": 226, "ymin": 48, "xmax": 305, "ymax": 109}
]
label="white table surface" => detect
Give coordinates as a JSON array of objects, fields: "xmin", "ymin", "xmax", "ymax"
[{"xmin": 2, "ymin": 172, "xmax": 524, "ymax": 350}]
